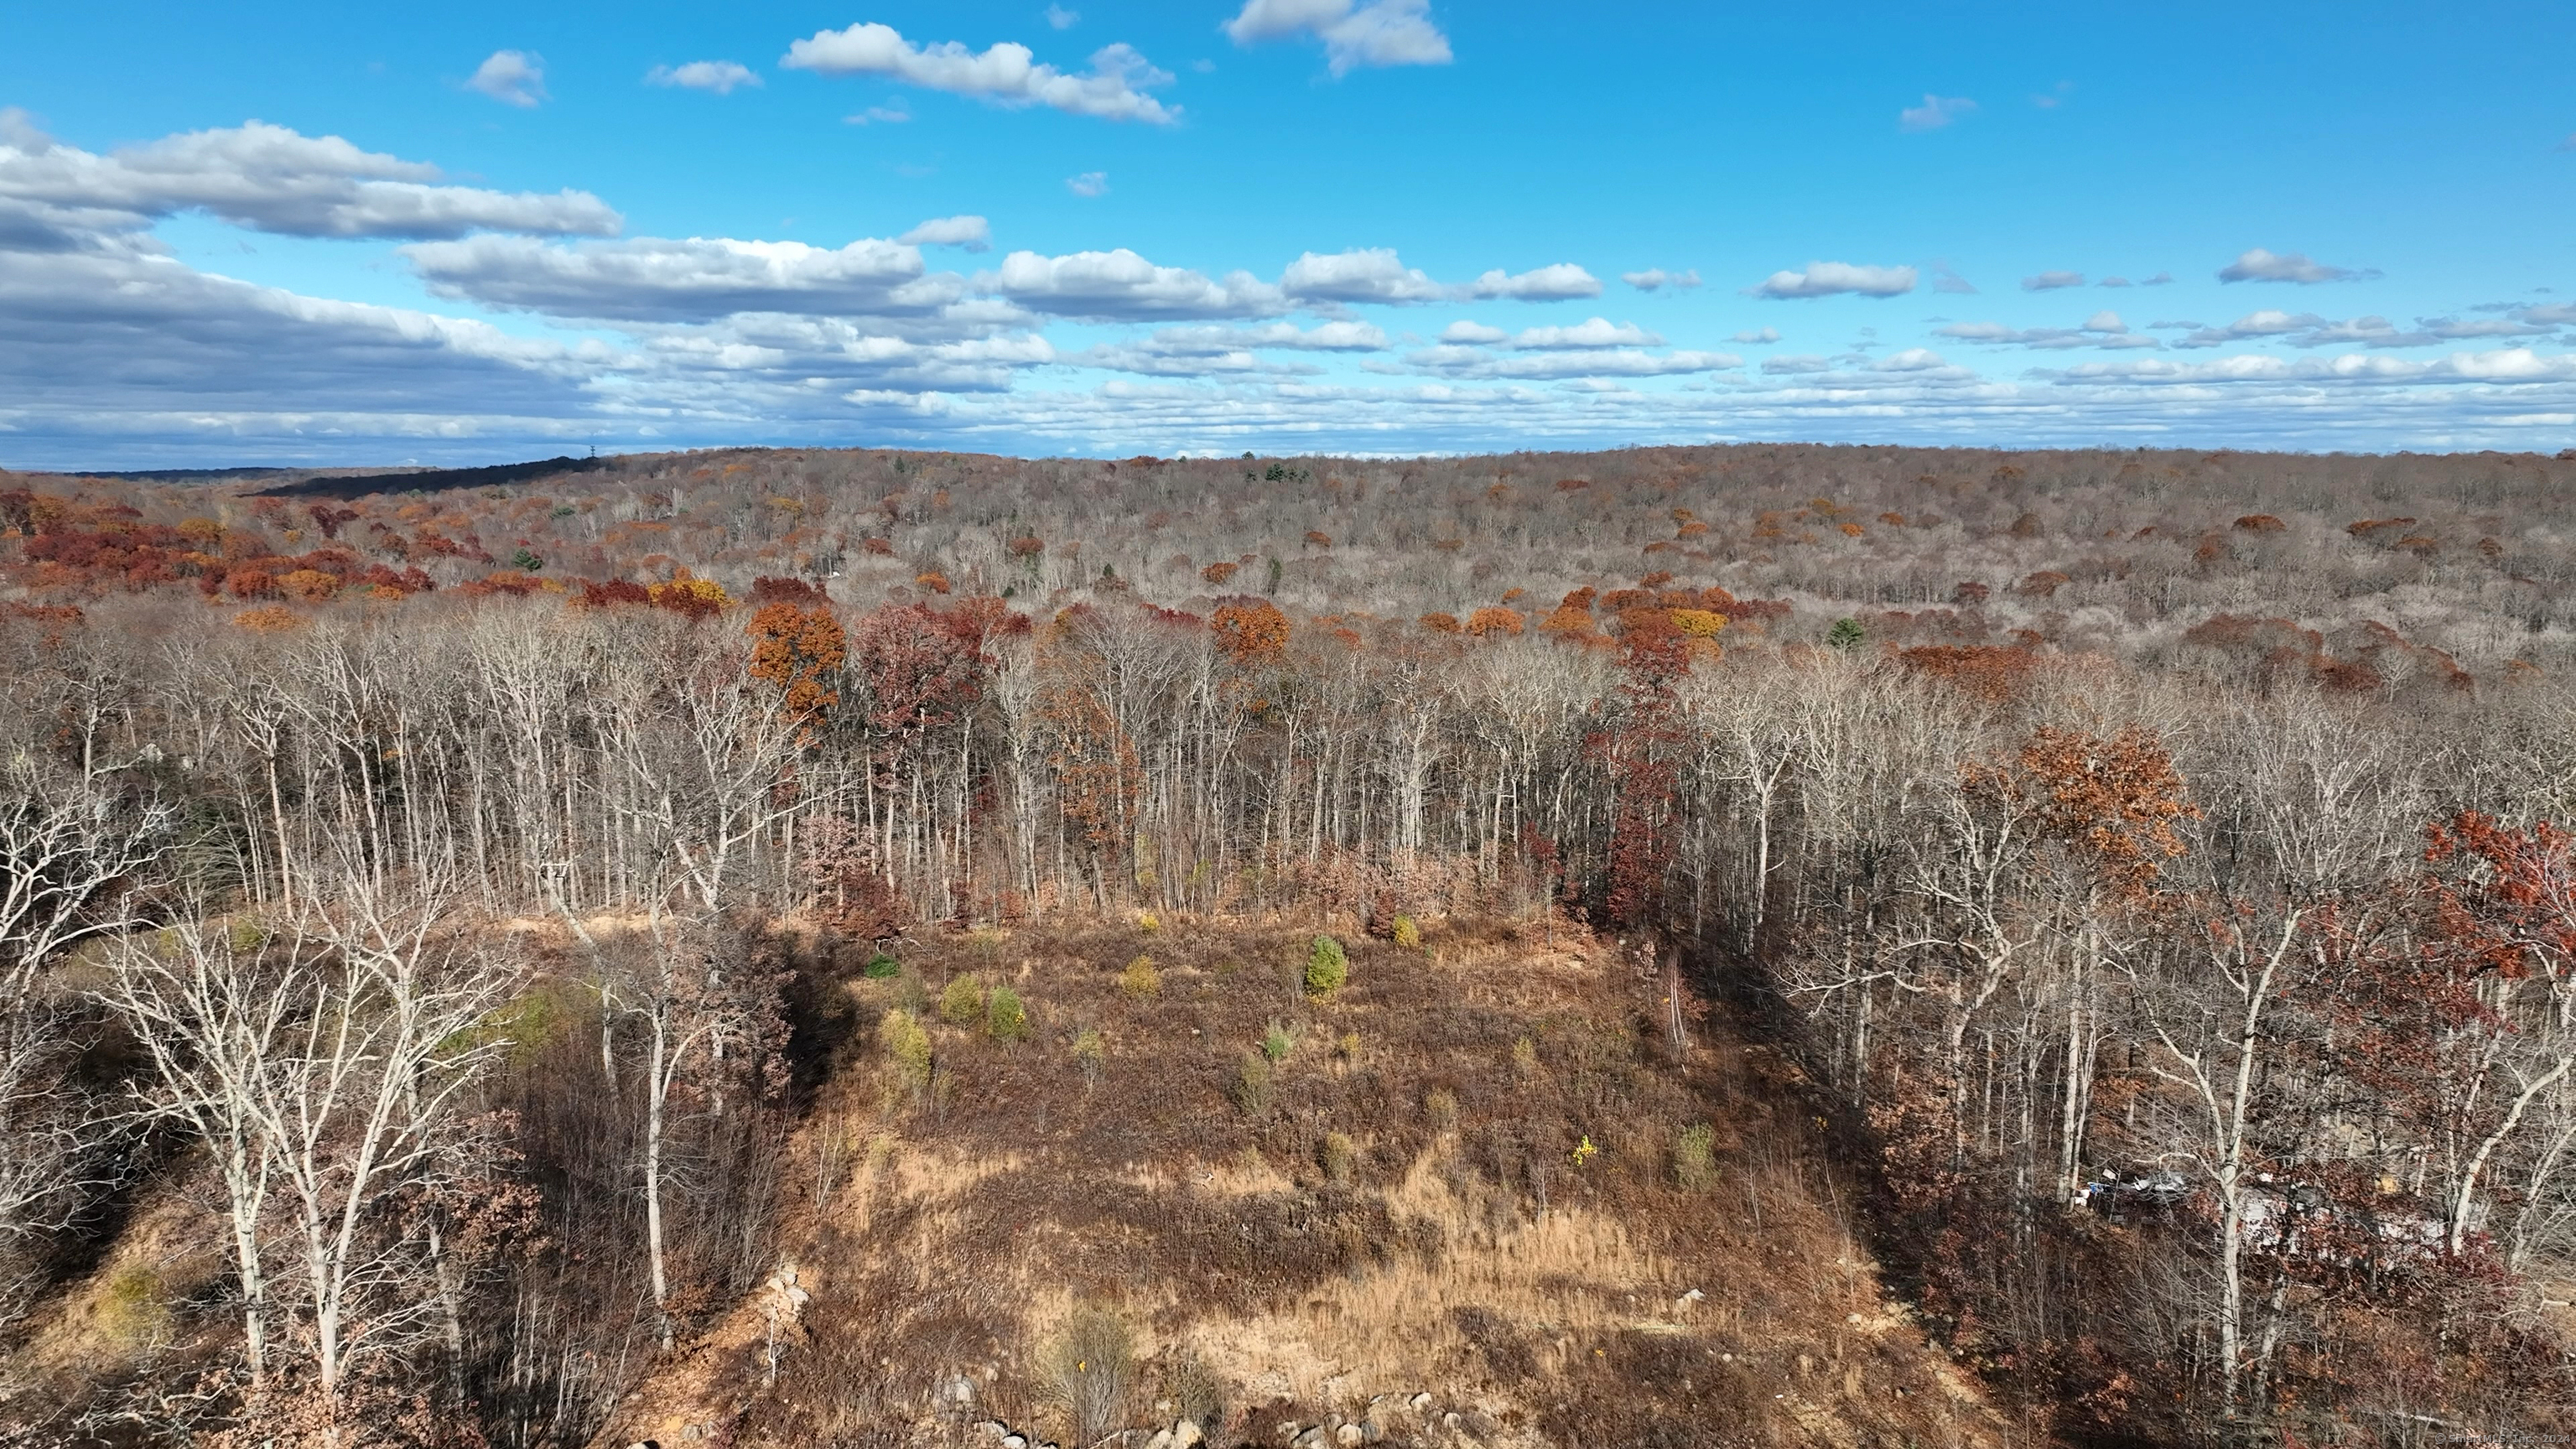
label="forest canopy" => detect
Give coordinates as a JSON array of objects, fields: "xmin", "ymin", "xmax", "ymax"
[{"xmin": 3, "ymin": 440, "xmax": 2576, "ymax": 1446}]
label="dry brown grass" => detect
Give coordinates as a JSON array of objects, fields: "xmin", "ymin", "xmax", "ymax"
[{"xmin": 631, "ymin": 915, "xmax": 2007, "ymax": 1449}]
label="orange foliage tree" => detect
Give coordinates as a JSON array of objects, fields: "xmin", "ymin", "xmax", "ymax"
[
  {"xmin": 747, "ymin": 603, "xmax": 848, "ymax": 723},
  {"xmin": 1211, "ymin": 600, "xmax": 1290, "ymax": 665}
]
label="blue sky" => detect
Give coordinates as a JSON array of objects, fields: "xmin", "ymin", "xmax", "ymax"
[{"xmin": 4, "ymin": 0, "xmax": 2575, "ymax": 466}]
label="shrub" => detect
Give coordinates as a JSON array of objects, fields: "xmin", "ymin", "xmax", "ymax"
[
  {"xmin": 1119, "ymin": 955, "xmax": 1161, "ymax": 1000},
  {"xmin": 1135, "ymin": 909, "xmax": 1162, "ymax": 932},
  {"xmin": 1321, "ymin": 1131, "xmax": 1357, "ymax": 1186},
  {"xmin": 1674, "ymin": 1123, "xmax": 1719, "ymax": 1191},
  {"xmin": 1336, "ymin": 1030, "xmax": 1360, "ymax": 1060},
  {"xmin": 96, "ymin": 1266, "xmax": 169, "ymax": 1348},
  {"xmin": 1826, "ymin": 617, "xmax": 1866, "ymax": 650},
  {"xmin": 1039, "ymin": 1303, "xmax": 1135, "ymax": 1446},
  {"xmin": 1233, "ymin": 1052, "xmax": 1273, "ymax": 1114},
  {"xmin": 896, "ymin": 970, "xmax": 930, "ymax": 1016},
  {"xmin": 1260, "ymin": 1020, "xmax": 1296, "ymax": 1062},
  {"xmin": 939, "ymin": 974, "xmax": 984, "ymax": 1026},
  {"xmin": 1511, "ymin": 1035, "xmax": 1539, "ymax": 1075},
  {"xmin": 1426, "ymin": 1088, "xmax": 1460, "ymax": 1130},
  {"xmin": 1305, "ymin": 935, "xmax": 1348, "ymax": 996},
  {"xmin": 1161, "ymin": 1348, "xmax": 1228, "ymax": 1435},
  {"xmin": 1391, "ymin": 914, "xmax": 1421, "ymax": 949},
  {"xmin": 1072, "ymin": 1027, "xmax": 1105, "ymax": 1086},
  {"xmin": 881, "ymin": 1010, "xmax": 932, "ymax": 1098},
  {"xmin": 987, "ymin": 984, "xmax": 1030, "ymax": 1041},
  {"xmin": 862, "ymin": 950, "xmax": 902, "ymax": 979}
]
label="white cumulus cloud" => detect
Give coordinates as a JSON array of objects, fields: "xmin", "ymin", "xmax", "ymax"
[
  {"xmin": 2023, "ymin": 270, "xmax": 2084, "ymax": 291},
  {"xmin": 1439, "ymin": 319, "xmax": 1507, "ymax": 344},
  {"xmin": 1621, "ymin": 267, "xmax": 1701, "ymax": 292},
  {"xmin": 647, "ymin": 60, "xmax": 762, "ymax": 94},
  {"xmin": 0, "ymin": 114, "xmax": 619, "ymax": 242},
  {"xmin": 1748, "ymin": 262, "xmax": 1917, "ymax": 299},
  {"xmin": 1066, "ymin": 171, "xmax": 1109, "ymax": 196},
  {"xmin": 993, "ymin": 247, "xmax": 1285, "ymax": 320},
  {"xmin": 1935, "ymin": 310, "xmax": 2157, "ymax": 351},
  {"xmin": 1142, "ymin": 320, "xmax": 1386, "ymax": 351},
  {"xmin": 899, "ymin": 215, "xmax": 992, "ymax": 251},
  {"xmin": 1466, "ymin": 262, "xmax": 1601, "ymax": 300},
  {"xmin": 1065, "ymin": 318, "xmax": 1389, "ymax": 375},
  {"xmin": 1509, "ymin": 317, "xmax": 1663, "ymax": 350},
  {"xmin": 1224, "ymin": 0, "xmax": 1452, "ymax": 75},
  {"xmin": 2167, "ymin": 308, "xmax": 2559, "ymax": 351},
  {"xmin": 782, "ymin": 23, "xmax": 1177, "ymax": 123},
  {"xmin": 1281, "ymin": 247, "xmax": 1445, "ymax": 304},
  {"xmin": 402, "ymin": 234, "xmax": 954, "ymax": 323},
  {"xmin": 1731, "ymin": 326, "xmax": 1781, "ymax": 345},
  {"xmin": 1399, "ymin": 345, "xmax": 1739, "ymax": 380},
  {"xmin": 2218, "ymin": 247, "xmax": 2379, "ymax": 284},
  {"xmin": 468, "ymin": 50, "xmax": 548, "ymax": 107}
]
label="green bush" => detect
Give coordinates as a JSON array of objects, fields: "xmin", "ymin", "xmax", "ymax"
[
  {"xmin": 1391, "ymin": 914, "xmax": 1421, "ymax": 949},
  {"xmin": 1233, "ymin": 1051, "xmax": 1273, "ymax": 1114},
  {"xmin": 881, "ymin": 1009, "xmax": 932, "ymax": 1098},
  {"xmin": 473, "ymin": 988, "xmax": 567, "ymax": 1068},
  {"xmin": 1259, "ymin": 1020, "xmax": 1296, "ymax": 1062},
  {"xmin": 1321, "ymin": 1131, "xmax": 1357, "ymax": 1186},
  {"xmin": 939, "ymin": 974, "xmax": 984, "ymax": 1026},
  {"xmin": 987, "ymin": 984, "xmax": 1030, "ymax": 1041},
  {"xmin": 1119, "ymin": 954, "xmax": 1161, "ymax": 1000},
  {"xmin": 1072, "ymin": 1027, "xmax": 1105, "ymax": 1085},
  {"xmin": 1674, "ymin": 1123, "xmax": 1720, "ymax": 1191},
  {"xmin": 863, "ymin": 950, "xmax": 903, "ymax": 979},
  {"xmin": 1305, "ymin": 935, "xmax": 1348, "ymax": 996}
]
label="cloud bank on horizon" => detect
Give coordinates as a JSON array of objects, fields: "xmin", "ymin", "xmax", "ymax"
[{"xmin": 3, "ymin": 1, "xmax": 2575, "ymax": 466}]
